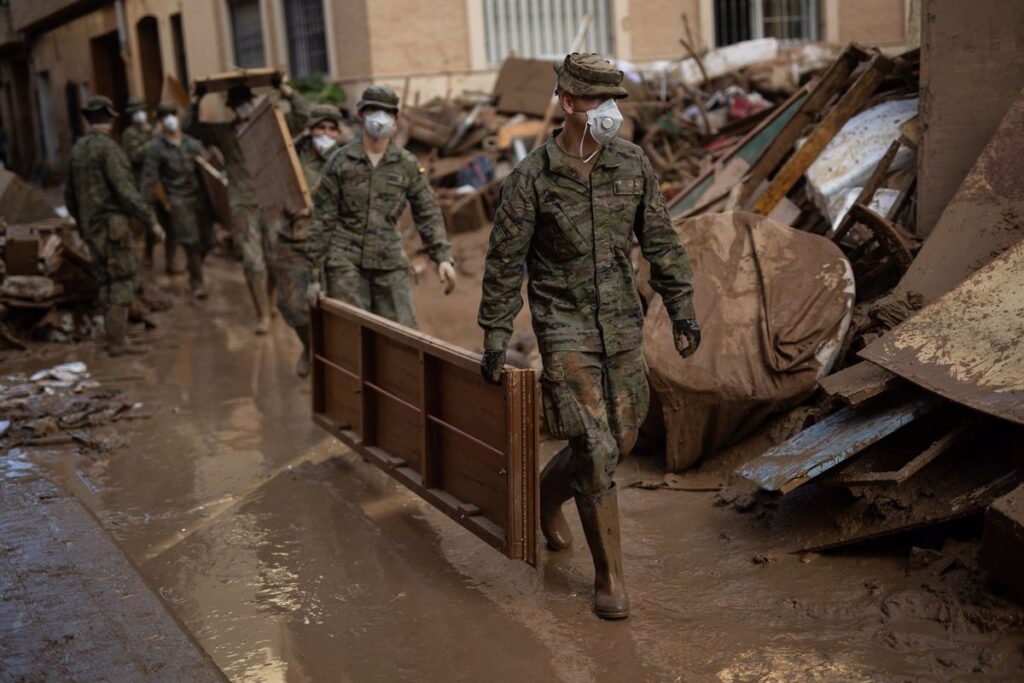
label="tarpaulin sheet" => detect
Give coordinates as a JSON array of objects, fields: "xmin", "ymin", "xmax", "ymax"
[{"xmin": 643, "ymin": 212, "xmax": 854, "ymax": 471}]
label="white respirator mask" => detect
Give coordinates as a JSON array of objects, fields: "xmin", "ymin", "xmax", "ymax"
[
  {"xmin": 363, "ymin": 110, "xmax": 396, "ymax": 140},
  {"xmin": 162, "ymin": 114, "xmax": 180, "ymax": 132},
  {"xmin": 233, "ymin": 102, "xmax": 254, "ymax": 121},
  {"xmin": 132, "ymin": 110, "xmax": 147, "ymax": 125},
  {"xmin": 579, "ymin": 98, "xmax": 624, "ymax": 161},
  {"xmin": 312, "ymin": 134, "xmax": 336, "ymax": 155}
]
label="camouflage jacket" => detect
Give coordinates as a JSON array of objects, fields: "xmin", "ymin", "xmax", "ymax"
[
  {"xmin": 140, "ymin": 133, "xmax": 205, "ymax": 206},
  {"xmin": 478, "ymin": 135, "xmax": 695, "ymax": 355},
  {"xmin": 121, "ymin": 123, "xmax": 152, "ymax": 182},
  {"xmin": 64, "ymin": 131, "xmax": 156, "ymax": 238},
  {"xmin": 307, "ymin": 137, "xmax": 453, "ymax": 272},
  {"xmin": 280, "ymin": 134, "xmax": 330, "ymax": 241}
]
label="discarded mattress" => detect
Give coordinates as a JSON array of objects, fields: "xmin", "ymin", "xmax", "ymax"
[{"xmin": 643, "ymin": 211, "xmax": 854, "ymax": 472}]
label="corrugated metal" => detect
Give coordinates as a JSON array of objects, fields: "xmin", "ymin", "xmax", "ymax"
[{"xmin": 482, "ymin": 0, "xmax": 612, "ymax": 66}]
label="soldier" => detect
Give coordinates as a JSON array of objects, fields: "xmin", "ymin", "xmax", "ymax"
[
  {"xmin": 65, "ymin": 96, "xmax": 165, "ymax": 356},
  {"xmin": 185, "ymin": 77, "xmax": 310, "ymax": 334},
  {"xmin": 477, "ymin": 53, "xmax": 701, "ymax": 620},
  {"xmin": 141, "ymin": 101, "xmax": 211, "ymax": 300},
  {"xmin": 305, "ymin": 85, "xmax": 456, "ymax": 327},
  {"xmin": 277, "ymin": 104, "xmax": 344, "ymax": 378},
  {"xmin": 121, "ymin": 96, "xmax": 175, "ymax": 273}
]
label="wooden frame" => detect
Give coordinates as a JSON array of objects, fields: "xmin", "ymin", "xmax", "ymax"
[
  {"xmin": 195, "ymin": 156, "xmax": 231, "ymax": 228},
  {"xmin": 311, "ymin": 298, "xmax": 539, "ymax": 565},
  {"xmin": 237, "ymin": 98, "xmax": 311, "ymax": 228}
]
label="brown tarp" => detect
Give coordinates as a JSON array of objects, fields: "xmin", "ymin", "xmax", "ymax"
[{"xmin": 643, "ymin": 211, "xmax": 854, "ymax": 471}]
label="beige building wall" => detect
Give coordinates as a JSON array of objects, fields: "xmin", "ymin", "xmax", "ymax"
[{"xmin": 621, "ymin": 0, "xmax": 704, "ymax": 61}]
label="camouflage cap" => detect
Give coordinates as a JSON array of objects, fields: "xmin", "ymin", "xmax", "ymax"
[
  {"xmin": 357, "ymin": 85, "xmax": 399, "ymax": 113},
  {"xmin": 155, "ymin": 101, "xmax": 179, "ymax": 116},
  {"xmin": 554, "ymin": 52, "xmax": 628, "ymax": 99},
  {"xmin": 82, "ymin": 95, "xmax": 118, "ymax": 116},
  {"xmin": 308, "ymin": 104, "xmax": 342, "ymax": 128},
  {"xmin": 125, "ymin": 96, "xmax": 146, "ymax": 113}
]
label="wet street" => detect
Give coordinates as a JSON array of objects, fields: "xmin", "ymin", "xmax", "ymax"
[{"xmin": 4, "ymin": 258, "xmax": 1024, "ymax": 682}]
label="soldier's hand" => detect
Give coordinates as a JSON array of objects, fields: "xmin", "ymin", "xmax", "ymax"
[
  {"xmin": 150, "ymin": 222, "xmax": 166, "ymax": 244},
  {"xmin": 306, "ymin": 282, "xmax": 323, "ymax": 308},
  {"xmin": 437, "ymin": 261, "xmax": 457, "ymax": 295},
  {"xmin": 672, "ymin": 318, "xmax": 701, "ymax": 359},
  {"xmin": 480, "ymin": 349, "xmax": 506, "ymax": 385},
  {"xmin": 193, "ymin": 83, "xmax": 207, "ymax": 99}
]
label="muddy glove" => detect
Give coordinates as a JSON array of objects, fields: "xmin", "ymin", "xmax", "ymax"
[
  {"xmin": 437, "ymin": 261, "xmax": 457, "ymax": 295},
  {"xmin": 150, "ymin": 222, "xmax": 166, "ymax": 243},
  {"xmin": 672, "ymin": 318, "xmax": 701, "ymax": 359},
  {"xmin": 306, "ymin": 281, "xmax": 323, "ymax": 308},
  {"xmin": 480, "ymin": 349, "xmax": 506, "ymax": 385}
]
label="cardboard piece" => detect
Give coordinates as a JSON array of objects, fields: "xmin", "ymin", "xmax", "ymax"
[
  {"xmin": 236, "ymin": 98, "xmax": 311, "ymax": 227},
  {"xmin": 493, "ymin": 57, "xmax": 558, "ymax": 118}
]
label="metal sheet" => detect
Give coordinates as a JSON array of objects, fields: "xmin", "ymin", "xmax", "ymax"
[{"xmin": 861, "ymin": 238, "xmax": 1024, "ymax": 426}]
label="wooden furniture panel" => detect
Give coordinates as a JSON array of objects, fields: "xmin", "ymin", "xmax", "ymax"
[{"xmin": 311, "ymin": 298, "xmax": 539, "ymax": 565}]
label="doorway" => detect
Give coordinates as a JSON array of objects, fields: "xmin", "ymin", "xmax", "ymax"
[
  {"xmin": 171, "ymin": 12, "xmax": 189, "ymax": 90},
  {"xmin": 136, "ymin": 16, "xmax": 164, "ymax": 111},
  {"xmin": 90, "ymin": 30, "xmax": 130, "ymax": 134}
]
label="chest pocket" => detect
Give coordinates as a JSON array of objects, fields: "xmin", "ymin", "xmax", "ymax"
[
  {"xmin": 611, "ymin": 177, "xmax": 643, "ymax": 250},
  {"xmin": 539, "ymin": 200, "xmax": 589, "ymax": 260},
  {"xmin": 383, "ymin": 171, "xmax": 409, "ymax": 215}
]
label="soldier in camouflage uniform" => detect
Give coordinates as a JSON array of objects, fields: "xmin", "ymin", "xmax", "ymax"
[
  {"xmin": 306, "ymin": 86, "xmax": 456, "ymax": 327},
  {"xmin": 477, "ymin": 54, "xmax": 701, "ymax": 620},
  {"xmin": 185, "ymin": 77, "xmax": 311, "ymax": 334},
  {"xmin": 277, "ymin": 104, "xmax": 344, "ymax": 378},
  {"xmin": 141, "ymin": 101, "xmax": 211, "ymax": 299},
  {"xmin": 122, "ymin": 96, "xmax": 176, "ymax": 273},
  {"xmin": 65, "ymin": 96, "xmax": 165, "ymax": 356}
]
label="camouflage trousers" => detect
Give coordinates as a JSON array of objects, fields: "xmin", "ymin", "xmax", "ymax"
[
  {"xmin": 232, "ymin": 205, "xmax": 275, "ymax": 283},
  {"xmin": 325, "ymin": 260, "xmax": 417, "ymax": 329},
  {"xmin": 275, "ymin": 235, "xmax": 310, "ymax": 329},
  {"xmin": 86, "ymin": 214, "xmax": 138, "ymax": 308},
  {"xmin": 540, "ymin": 347, "xmax": 650, "ymax": 496}
]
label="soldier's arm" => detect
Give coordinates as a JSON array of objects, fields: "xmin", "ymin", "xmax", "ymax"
[
  {"xmin": 307, "ymin": 157, "xmax": 341, "ymax": 274},
  {"xmin": 282, "ymin": 88, "xmax": 313, "ymax": 135},
  {"xmin": 183, "ymin": 97, "xmax": 217, "ymax": 147},
  {"xmin": 124, "ymin": 133, "xmax": 147, "ymax": 172},
  {"xmin": 407, "ymin": 162, "xmax": 453, "ymax": 265},
  {"xmin": 477, "ymin": 169, "xmax": 536, "ymax": 352},
  {"xmin": 106, "ymin": 145, "xmax": 156, "ymax": 226},
  {"xmin": 140, "ymin": 140, "xmax": 160, "ymax": 204},
  {"xmin": 635, "ymin": 154, "xmax": 695, "ymax": 321}
]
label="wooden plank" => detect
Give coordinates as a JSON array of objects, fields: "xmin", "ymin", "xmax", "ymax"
[
  {"xmin": 832, "ymin": 139, "xmax": 902, "ymax": 243},
  {"xmin": 819, "ymin": 360, "xmax": 902, "ymax": 407},
  {"xmin": 751, "ymin": 54, "xmax": 894, "ymax": 215},
  {"xmin": 982, "ymin": 484, "xmax": 1024, "ymax": 602},
  {"xmin": 192, "ymin": 67, "xmax": 283, "ymax": 93},
  {"xmin": 847, "ymin": 203, "xmax": 916, "ymax": 271},
  {"xmin": 236, "ymin": 98, "xmax": 311, "ymax": 229},
  {"xmin": 825, "ymin": 422, "xmax": 968, "ymax": 487},
  {"xmin": 195, "ymin": 156, "xmax": 231, "ymax": 228},
  {"xmin": 737, "ymin": 391, "xmax": 940, "ymax": 494},
  {"xmin": 312, "ymin": 298, "xmax": 539, "ymax": 565}
]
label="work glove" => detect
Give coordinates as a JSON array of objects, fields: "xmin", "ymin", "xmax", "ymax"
[
  {"xmin": 437, "ymin": 261, "xmax": 457, "ymax": 295},
  {"xmin": 480, "ymin": 349, "xmax": 506, "ymax": 385},
  {"xmin": 672, "ymin": 318, "xmax": 701, "ymax": 359},
  {"xmin": 150, "ymin": 222, "xmax": 166, "ymax": 243},
  {"xmin": 306, "ymin": 281, "xmax": 323, "ymax": 308}
]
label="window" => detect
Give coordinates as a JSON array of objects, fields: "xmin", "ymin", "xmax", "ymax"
[
  {"xmin": 284, "ymin": 0, "xmax": 328, "ymax": 77},
  {"xmin": 715, "ymin": 0, "xmax": 820, "ymax": 47},
  {"xmin": 229, "ymin": 0, "xmax": 265, "ymax": 68},
  {"xmin": 482, "ymin": 0, "xmax": 614, "ymax": 66}
]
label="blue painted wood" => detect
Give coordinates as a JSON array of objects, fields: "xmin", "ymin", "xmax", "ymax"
[{"xmin": 738, "ymin": 393, "xmax": 941, "ymax": 493}]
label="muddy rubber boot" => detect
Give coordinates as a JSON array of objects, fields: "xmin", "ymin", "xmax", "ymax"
[
  {"xmin": 575, "ymin": 484, "xmax": 629, "ymax": 620},
  {"xmin": 294, "ymin": 324, "xmax": 311, "ymax": 378},
  {"xmin": 186, "ymin": 248, "xmax": 207, "ymax": 300},
  {"xmin": 164, "ymin": 234, "xmax": 183, "ymax": 275},
  {"xmin": 540, "ymin": 446, "xmax": 575, "ymax": 551},
  {"xmin": 106, "ymin": 305, "xmax": 146, "ymax": 357}
]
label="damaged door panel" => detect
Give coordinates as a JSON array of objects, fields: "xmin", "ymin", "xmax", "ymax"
[{"xmin": 311, "ymin": 298, "xmax": 539, "ymax": 565}]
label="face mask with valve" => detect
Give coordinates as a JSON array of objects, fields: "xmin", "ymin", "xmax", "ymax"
[
  {"xmin": 162, "ymin": 114, "xmax": 179, "ymax": 133},
  {"xmin": 312, "ymin": 134, "xmax": 336, "ymax": 156},
  {"xmin": 363, "ymin": 110, "xmax": 396, "ymax": 140},
  {"xmin": 132, "ymin": 110, "xmax": 147, "ymax": 125},
  {"xmin": 576, "ymin": 98, "xmax": 624, "ymax": 162}
]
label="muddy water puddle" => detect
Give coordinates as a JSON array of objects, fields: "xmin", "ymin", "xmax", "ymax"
[{"xmin": 3, "ymin": 260, "xmax": 1023, "ymax": 681}]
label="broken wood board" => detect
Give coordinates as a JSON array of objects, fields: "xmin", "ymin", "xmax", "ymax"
[
  {"xmin": 861, "ymin": 238, "xmax": 1024, "ymax": 426},
  {"xmin": 195, "ymin": 156, "xmax": 231, "ymax": 228},
  {"xmin": 848, "ymin": 203, "xmax": 916, "ymax": 272},
  {"xmin": 917, "ymin": 0, "xmax": 1024, "ymax": 235},
  {"xmin": 894, "ymin": 87, "xmax": 1024, "ymax": 304},
  {"xmin": 237, "ymin": 98, "xmax": 311, "ymax": 227},
  {"xmin": 738, "ymin": 391, "xmax": 940, "ymax": 494},
  {"xmin": 818, "ymin": 360, "xmax": 902, "ymax": 407},
  {"xmin": 751, "ymin": 54, "xmax": 895, "ymax": 215},
  {"xmin": 192, "ymin": 67, "xmax": 284, "ymax": 94},
  {"xmin": 163, "ymin": 74, "xmax": 190, "ymax": 109},
  {"xmin": 831, "ymin": 138, "xmax": 902, "ymax": 244},
  {"xmin": 311, "ymin": 298, "xmax": 539, "ymax": 565},
  {"xmin": 493, "ymin": 57, "xmax": 559, "ymax": 118},
  {"xmin": 982, "ymin": 484, "xmax": 1024, "ymax": 602}
]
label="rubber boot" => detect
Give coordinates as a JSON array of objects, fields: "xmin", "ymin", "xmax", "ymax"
[
  {"xmin": 248, "ymin": 270, "xmax": 271, "ymax": 335},
  {"xmin": 294, "ymin": 324, "xmax": 311, "ymax": 378},
  {"xmin": 540, "ymin": 446, "xmax": 575, "ymax": 551},
  {"xmin": 186, "ymin": 247, "xmax": 207, "ymax": 299},
  {"xmin": 575, "ymin": 484, "xmax": 629, "ymax": 620},
  {"xmin": 165, "ymin": 233, "xmax": 183, "ymax": 275},
  {"xmin": 106, "ymin": 305, "xmax": 146, "ymax": 356}
]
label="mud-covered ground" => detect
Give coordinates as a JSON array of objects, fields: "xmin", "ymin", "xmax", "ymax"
[{"xmin": 2, "ymin": 240, "xmax": 1024, "ymax": 682}]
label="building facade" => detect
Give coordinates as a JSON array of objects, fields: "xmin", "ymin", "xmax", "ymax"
[{"xmin": 0, "ymin": 0, "xmax": 914, "ymax": 181}]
